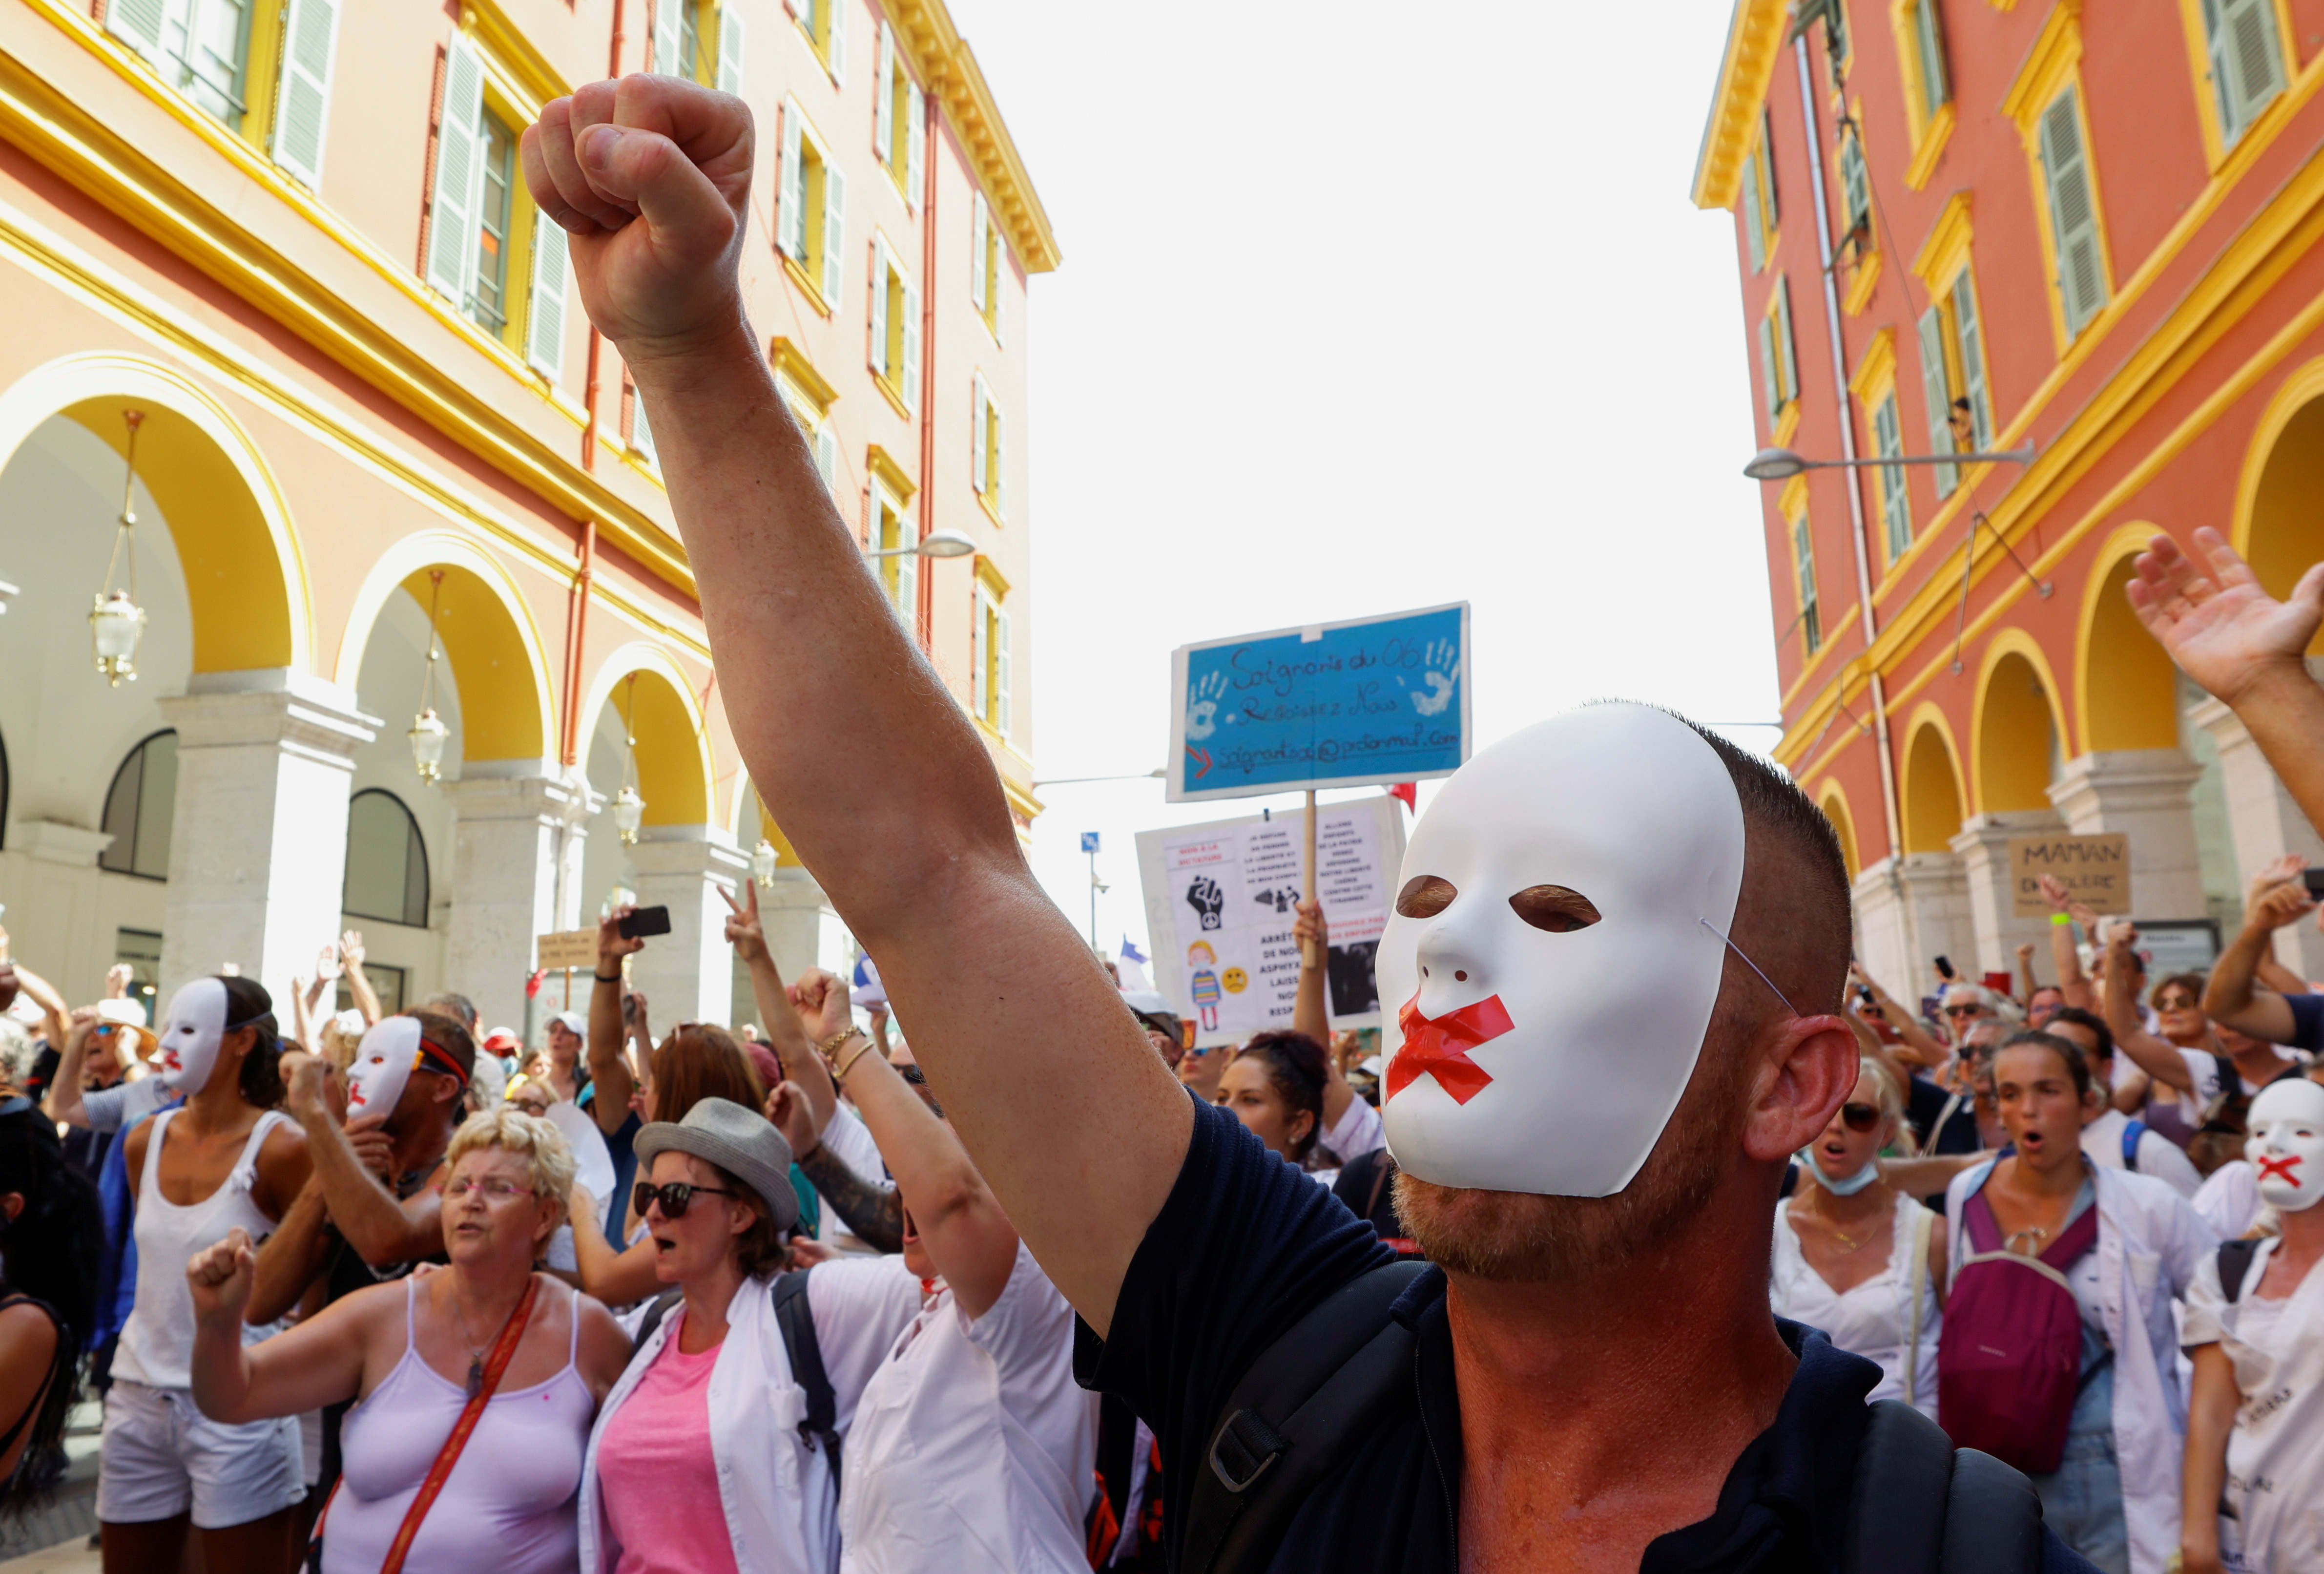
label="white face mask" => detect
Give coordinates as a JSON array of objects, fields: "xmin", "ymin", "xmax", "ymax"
[
  {"xmin": 2246, "ymin": 1078, "xmax": 2324, "ymax": 1214},
  {"xmin": 346, "ymin": 1018, "xmax": 421, "ymax": 1118},
  {"xmin": 156, "ymin": 979, "xmax": 230, "ymax": 1094},
  {"xmin": 1376, "ymin": 704, "xmax": 1747, "ymax": 1196}
]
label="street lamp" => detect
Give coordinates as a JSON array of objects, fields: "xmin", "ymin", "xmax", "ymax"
[
  {"xmin": 408, "ymin": 570, "xmax": 449, "ymax": 783},
  {"xmin": 1742, "ymin": 442, "xmax": 2036, "ymax": 482},
  {"xmin": 90, "ymin": 410, "xmax": 147, "ymax": 687},
  {"xmin": 865, "ymin": 527, "xmax": 976, "ymax": 560},
  {"xmin": 751, "ymin": 838, "xmax": 780, "ymax": 888}
]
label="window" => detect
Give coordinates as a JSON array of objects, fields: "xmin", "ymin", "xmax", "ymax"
[
  {"xmin": 1757, "ymin": 276, "xmax": 1800, "ymax": 425},
  {"xmin": 2201, "ymin": 0, "xmax": 2285, "ymax": 149},
  {"xmin": 1914, "ymin": 267, "xmax": 1991, "ymax": 500},
  {"xmin": 869, "ymin": 237, "xmax": 922, "ymax": 413},
  {"xmin": 971, "ymin": 585, "xmax": 1012, "ymax": 737},
  {"xmin": 779, "ymin": 100, "xmax": 847, "ymax": 310},
  {"xmin": 972, "ymin": 374, "xmax": 1006, "ymax": 521},
  {"xmin": 867, "ymin": 480, "xmax": 917, "ymax": 623},
  {"xmin": 678, "ymin": 0, "xmax": 702, "ymax": 79},
  {"xmin": 470, "ymin": 111, "xmax": 516, "ymax": 333},
  {"xmin": 1873, "ymin": 394, "xmax": 1910, "ymax": 561},
  {"xmin": 423, "ymin": 36, "xmax": 567, "ymax": 375},
  {"xmin": 772, "ymin": 338, "xmax": 841, "ymax": 498},
  {"xmin": 344, "ymin": 789, "xmax": 430, "ymax": 928},
  {"xmin": 109, "ymin": 0, "xmax": 343, "ymax": 182},
  {"xmin": 789, "ymin": 0, "xmax": 847, "ymax": 84},
  {"xmin": 1904, "ymin": 0, "xmax": 1949, "ymax": 130},
  {"xmin": 1838, "ymin": 129, "xmax": 1871, "ymax": 246},
  {"xmin": 109, "ymin": 0, "xmax": 253, "ymax": 128},
  {"xmin": 653, "ymin": 0, "xmax": 743, "ymax": 90},
  {"xmin": 341, "ymin": 964, "xmax": 405, "ymax": 1017},
  {"xmin": 628, "ymin": 381, "xmax": 657, "ymax": 467},
  {"xmin": 100, "ymin": 731, "xmax": 178, "ymax": 881},
  {"xmin": 271, "ymin": 0, "xmax": 341, "ymax": 187},
  {"xmin": 874, "ymin": 21, "xmax": 925, "ymax": 204},
  {"xmin": 1739, "ymin": 113, "xmax": 1777, "ymax": 273},
  {"xmin": 1791, "ymin": 513, "xmax": 1822, "ymax": 656},
  {"xmin": 116, "ymin": 930, "xmax": 163, "ymax": 1023},
  {"xmin": 970, "ymin": 194, "xmax": 1007, "ymax": 345},
  {"xmin": 2036, "ymin": 87, "xmax": 2106, "ymax": 337}
]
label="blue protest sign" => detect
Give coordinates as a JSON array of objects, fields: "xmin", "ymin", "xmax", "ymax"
[
  {"xmin": 1167, "ymin": 603, "xmax": 1470, "ymax": 802},
  {"xmin": 1079, "ymin": 832, "xmax": 1101, "ymax": 854}
]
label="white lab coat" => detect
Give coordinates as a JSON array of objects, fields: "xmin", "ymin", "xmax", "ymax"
[
  {"xmin": 1946, "ymin": 1163, "xmax": 2215, "ymax": 1574},
  {"xmin": 578, "ymin": 1257, "xmax": 920, "ymax": 1574}
]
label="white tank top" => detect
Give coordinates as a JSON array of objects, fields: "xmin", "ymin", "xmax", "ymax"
[
  {"xmin": 1768, "ymin": 1189, "xmax": 1942, "ymax": 1415},
  {"xmin": 113, "ymin": 1107, "xmax": 293, "ymax": 1391}
]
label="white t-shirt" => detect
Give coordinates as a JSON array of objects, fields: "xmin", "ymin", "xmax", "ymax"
[
  {"xmin": 2181, "ymin": 1238, "xmax": 2324, "ymax": 1573},
  {"xmin": 2082, "ymin": 1107, "xmax": 2202, "ymax": 1199},
  {"xmin": 839, "ymin": 1242, "xmax": 1098, "ymax": 1574},
  {"xmin": 1317, "ymin": 1095, "xmax": 1383, "ymax": 1167},
  {"xmin": 82, "ymin": 1075, "xmax": 172, "ymax": 1135},
  {"xmin": 816, "ymin": 1102, "xmax": 888, "ymax": 1248},
  {"xmin": 2176, "ymin": 1047, "xmax": 2295, "ymax": 1106},
  {"xmin": 2193, "ymin": 1160, "xmax": 2264, "ymax": 1242}
]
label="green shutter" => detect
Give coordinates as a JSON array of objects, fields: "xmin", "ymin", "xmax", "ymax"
[
  {"xmin": 2210, "ymin": 0, "xmax": 2285, "ymax": 145},
  {"xmin": 1951, "ymin": 273, "xmax": 1992, "ymax": 450},
  {"xmin": 1758, "ymin": 315, "xmax": 1782, "ymax": 423},
  {"xmin": 1875, "ymin": 395, "xmax": 1911, "ymax": 560},
  {"xmin": 1774, "ymin": 277, "xmax": 1800, "ymax": 413},
  {"xmin": 1760, "ymin": 108, "xmax": 1779, "ymax": 224},
  {"xmin": 1741, "ymin": 149, "xmax": 1765, "ymax": 271},
  {"xmin": 1917, "ymin": 306, "xmax": 1957, "ymax": 498},
  {"xmin": 1912, "ymin": 1, "xmax": 1949, "ymax": 121},
  {"xmin": 1839, "ymin": 133, "xmax": 1870, "ymax": 235},
  {"xmin": 2040, "ymin": 90, "xmax": 2106, "ymax": 336},
  {"xmin": 1793, "ymin": 517, "xmax": 1821, "ymax": 653}
]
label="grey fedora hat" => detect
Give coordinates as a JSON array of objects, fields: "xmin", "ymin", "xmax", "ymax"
[{"xmin": 632, "ymin": 1097, "xmax": 800, "ymax": 1233}]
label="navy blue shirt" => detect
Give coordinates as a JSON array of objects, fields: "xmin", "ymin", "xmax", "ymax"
[
  {"xmin": 1078, "ymin": 1099, "xmax": 2096, "ymax": 1573},
  {"xmin": 2284, "ymin": 991, "xmax": 2324, "ymax": 1052}
]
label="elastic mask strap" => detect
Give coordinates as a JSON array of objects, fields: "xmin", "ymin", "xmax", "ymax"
[{"xmin": 1699, "ymin": 917, "xmax": 1801, "ymax": 1020}]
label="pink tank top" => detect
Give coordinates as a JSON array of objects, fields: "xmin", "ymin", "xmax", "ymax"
[
  {"xmin": 598, "ymin": 1320, "xmax": 741, "ymax": 1574},
  {"xmin": 324, "ymin": 1278, "xmax": 594, "ymax": 1574}
]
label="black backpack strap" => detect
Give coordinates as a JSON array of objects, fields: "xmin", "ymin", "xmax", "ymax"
[
  {"xmin": 1841, "ymin": 1401, "xmax": 2042, "ymax": 1574},
  {"xmin": 630, "ymin": 1288, "xmax": 683, "ymax": 1355},
  {"xmin": 1182, "ymin": 1260, "xmax": 1425, "ymax": 1574},
  {"xmin": 2218, "ymin": 1238, "xmax": 2262, "ymax": 1305},
  {"xmin": 773, "ymin": 1268, "xmax": 841, "ymax": 1486}
]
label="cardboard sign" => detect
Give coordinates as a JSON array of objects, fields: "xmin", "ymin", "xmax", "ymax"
[
  {"xmin": 2008, "ymin": 834, "xmax": 2131, "ymax": 918},
  {"xmin": 535, "ymin": 929, "xmax": 599, "ymax": 972},
  {"xmin": 1168, "ymin": 603, "xmax": 1471, "ymax": 802},
  {"xmin": 1136, "ymin": 794, "xmax": 1407, "ymax": 1046}
]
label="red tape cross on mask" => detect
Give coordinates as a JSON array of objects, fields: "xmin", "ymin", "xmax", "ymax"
[
  {"xmin": 1387, "ymin": 993, "xmax": 1514, "ymax": 1106},
  {"xmin": 2258, "ymin": 1153, "xmax": 2304, "ymax": 1188}
]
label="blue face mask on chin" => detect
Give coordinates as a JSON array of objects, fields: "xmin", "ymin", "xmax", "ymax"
[{"xmin": 1804, "ymin": 1149, "xmax": 1881, "ymax": 1196}]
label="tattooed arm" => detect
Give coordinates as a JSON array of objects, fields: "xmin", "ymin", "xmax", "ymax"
[{"xmin": 768, "ymin": 1079, "xmax": 905, "ymax": 1253}]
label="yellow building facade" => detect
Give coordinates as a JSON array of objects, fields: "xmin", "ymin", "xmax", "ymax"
[{"xmin": 0, "ymin": 0, "xmax": 1055, "ymax": 1032}]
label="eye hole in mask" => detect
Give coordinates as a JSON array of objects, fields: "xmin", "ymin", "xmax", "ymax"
[
  {"xmin": 1507, "ymin": 885, "xmax": 1602, "ymax": 934},
  {"xmin": 1395, "ymin": 875, "xmax": 1458, "ymax": 919}
]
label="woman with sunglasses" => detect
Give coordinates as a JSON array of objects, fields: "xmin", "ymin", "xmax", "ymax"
[
  {"xmin": 1769, "ymin": 1058, "xmax": 1945, "ymax": 1415},
  {"xmin": 580, "ymin": 1098, "xmax": 920, "ymax": 1574},
  {"xmin": 185, "ymin": 1107, "xmax": 632, "ymax": 1574}
]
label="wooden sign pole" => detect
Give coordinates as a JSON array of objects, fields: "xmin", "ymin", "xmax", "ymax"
[{"xmin": 1302, "ymin": 789, "xmax": 1322, "ymax": 968}]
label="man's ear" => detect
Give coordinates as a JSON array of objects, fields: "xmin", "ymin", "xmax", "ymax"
[
  {"xmin": 0, "ymin": 1191, "xmax": 23, "ymax": 1225},
  {"xmin": 1741, "ymin": 1014, "xmax": 1858, "ymax": 1164}
]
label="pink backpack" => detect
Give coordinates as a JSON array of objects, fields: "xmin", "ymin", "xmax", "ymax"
[{"xmin": 1935, "ymin": 1186, "xmax": 2096, "ymax": 1475}]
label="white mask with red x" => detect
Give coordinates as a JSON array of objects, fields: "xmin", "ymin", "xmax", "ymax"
[
  {"xmin": 1375, "ymin": 704, "xmax": 1747, "ymax": 1196},
  {"xmin": 2247, "ymin": 1077, "xmax": 2324, "ymax": 1214}
]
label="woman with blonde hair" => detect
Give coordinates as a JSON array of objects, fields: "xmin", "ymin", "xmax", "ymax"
[
  {"xmin": 1769, "ymin": 1056, "xmax": 1948, "ymax": 1415},
  {"xmin": 184, "ymin": 1107, "xmax": 631, "ymax": 1574}
]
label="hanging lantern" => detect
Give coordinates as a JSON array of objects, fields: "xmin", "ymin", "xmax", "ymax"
[
  {"xmin": 410, "ymin": 571, "xmax": 449, "ymax": 784},
  {"xmin": 751, "ymin": 838, "xmax": 780, "ymax": 888},
  {"xmin": 613, "ymin": 672, "xmax": 646, "ymax": 844},
  {"xmin": 90, "ymin": 410, "xmax": 146, "ymax": 686},
  {"xmin": 613, "ymin": 784, "xmax": 646, "ymax": 844}
]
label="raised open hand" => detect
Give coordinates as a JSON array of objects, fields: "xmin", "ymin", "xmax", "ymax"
[
  {"xmin": 2127, "ymin": 527, "xmax": 2324, "ymax": 704},
  {"xmin": 2247, "ymin": 853, "xmax": 2307, "ymax": 910},
  {"xmin": 520, "ymin": 76, "xmax": 753, "ymax": 362}
]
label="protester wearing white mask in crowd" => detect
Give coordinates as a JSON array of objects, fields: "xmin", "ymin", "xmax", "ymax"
[
  {"xmin": 1769, "ymin": 1058, "xmax": 1944, "ymax": 1415},
  {"xmin": 99, "ymin": 976, "xmax": 312, "ymax": 1574},
  {"xmin": 2180, "ymin": 1076, "xmax": 2324, "ymax": 1574}
]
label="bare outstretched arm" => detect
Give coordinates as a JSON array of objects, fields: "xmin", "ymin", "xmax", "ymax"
[{"xmin": 521, "ymin": 76, "xmax": 1188, "ymax": 1333}]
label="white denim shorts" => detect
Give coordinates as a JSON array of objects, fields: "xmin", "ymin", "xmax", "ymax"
[{"xmin": 96, "ymin": 1379, "xmax": 304, "ymax": 1529}]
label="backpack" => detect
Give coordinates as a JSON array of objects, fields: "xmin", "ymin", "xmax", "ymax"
[
  {"xmin": 631, "ymin": 1268, "xmax": 842, "ymax": 1482},
  {"xmin": 1183, "ymin": 1262, "xmax": 2042, "ymax": 1574},
  {"xmin": 2120, "ymin": 1118, "xmax": 2147, "ymax": 1170},
  {"xmin": 1936, "ymin": 1187, "xmax": 2097, "ymax": 1475}
]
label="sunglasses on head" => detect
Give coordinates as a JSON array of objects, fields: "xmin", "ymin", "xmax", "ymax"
[
  {"xmin": 1840, "ymin": 1102, "xmax": 1881, "ymax": 1132},
  {"xmin": 633, "ymin": 1180, "xmax": 741, "ymax": 1219}
]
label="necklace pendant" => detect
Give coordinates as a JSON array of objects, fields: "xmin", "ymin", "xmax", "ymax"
[{"xmin": 465, "ymin": 1359, "xmax": 483, "ymax": 1399}]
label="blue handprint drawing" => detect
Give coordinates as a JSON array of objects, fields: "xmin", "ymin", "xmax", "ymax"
[
  {"xmin": 1185, "ymin": 670, "xmax": 1227, "ymax": 741},
  {"xmin": 1396, "ymin": 638, "xmax": 1461, "ymax": 718}
]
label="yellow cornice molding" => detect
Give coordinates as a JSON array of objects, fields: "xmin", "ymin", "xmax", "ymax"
[
  {"xmin": 1911, "ymin": 190, "xmax": 1974, "ymax": 288},
  {"xmin": 1999, "ymin": 0, "xmax": 2083, "ymax": 133},
  {"xmin": 1773, "ymin": 400, "xmax": 1802, "ymax": 447},
  {"xmin": 973, "ymin": 552, "xmax": 1011, "ymax": 597},
  {"xmin": 1691, "ymin": 0, "xmax": 1790, "ymax": 210},
  {"xmin": 882, "ymin": 1, "xmax": 1059, "ymax": 273},
  {"xmin": 463, "ymin": 0, "xmax": 574, "ymax": 116},
  {"xmin": 866, "ymin": 442, "xmax": 915, "ymax": 500},
  {"xmin": 1903, "ymin": 101, "xmax": 1954, "ymax": 190},
  {"xmin": 1779, "ymin": 473, "xmax": 1810, "ymax": 519},
  {"xmin": 1843, "ymin": 248, "xmax": 1882, "ymax": 315},
  {"xmin": 768, "ymin": 336, "xmax": 839, "ymax": 410},
  {"xmin": 1849, "ymin": 327, "xmax": 1898, "ymax": 400}
]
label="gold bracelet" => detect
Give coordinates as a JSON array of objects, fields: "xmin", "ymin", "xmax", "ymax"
[
  {"xmin": 832, "ymin": 1037, "xmax": 878, "ymax": 1081},
  {"xmin": 815, "ymin": 1028, "xmax": 864, "ymax": 1066}
]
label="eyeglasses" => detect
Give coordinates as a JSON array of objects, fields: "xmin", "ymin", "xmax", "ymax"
[
  {"xmin": 1942, "ymin": 1004, "xmax": 1985, "ymax": 1019},
  {"xmin": 2155, "ymin": 996, "xmax": 2198, "ymax": 1011},
  {"xmin": 633, "ymin": 1180, "xmax": 741, "ymax": 1219},
  {"xmin": 1840, "ymin": 1103, "xmax": 1881, "ymax": 1132},
  {"xmin": 444, "ymin": 1178, "xmax": 538, "ymax": 1203}
]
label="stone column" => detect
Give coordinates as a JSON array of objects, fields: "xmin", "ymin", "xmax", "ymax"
[
  {"xmin": 1851, "ymin": 852, "xmax": 1975, "ymax": 1002},
  {"xmin": 438, "ymin": 767, "xmax": 599, "ymax": 1031},
  {"xmin": 157, "ymin": 669, "xmax": 375, "ymax": 1008},
  {"xmin": 627, "ymin": 827, "xmax": 750, "ymax": 1025},
  {"xmin": 2048, "ymin": 751, "xmax": 2207, "ymax": 922},
  {"xmin": 1950, "ymin": 811, "xmax": 2067, "ymax": 981},
  {"xmin": 9, "ymin": 821, "xmax": 117, "ymax": 1000},
  {"xmin": 2187, "ymin": 695, "xmax": 2324, "ymax": 976}
]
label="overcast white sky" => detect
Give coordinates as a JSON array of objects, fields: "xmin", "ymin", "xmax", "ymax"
[{"xmin": 942, "ymin": 0, "xmax": 1784, "ymax": 961}]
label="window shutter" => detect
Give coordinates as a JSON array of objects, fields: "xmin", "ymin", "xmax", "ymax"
[
  {"xmin": 1757, "ymin": 316, "xmax": 1781, "ymax": 423},
  {"xmin": 869, "ymin": 239, "xmax": 890, "ymax": 375},
  {"xmin": 970, "ymin": 193, "xmax": 989, "ymax": 313},
  {"xmin": 1774, "ymin": 278, "xmax": 1799, "ymax": 416},
  {"xmin": 778, "ymin": 106, "xmax": 806, "ymax": 258},
  {"xmin": 1760, "ymin": 108, "xmax": 1779, "ymax": 224},
  {"xmin": 905, "ymin": 83, "xmax": 925, "ymax": 211},
  {"xmin": 717, "ymin": 3, "xmax": 744, "ymax": 94},
  {"xmin": 993, "ymin": 257, "xmax": 1005, "ymax": 347},
  {"xmin": 1951, "ymin": 273, "xmax": 1992, "ymax": 449},
  {"xmin": 107, "ymin": 0, "xmax": 167, "ymax": 60},
  {"xmin": 425, "ymin": 37, "xmax": 486, "ymax": 301},
  {"xmin": 875, "ymin": 22, "xmax": 895, "ymax": 158},
  {"xmin": 526, "ymin": 209, "xmax": 571, "ymax": 378},
  {"xmin": 826, "ymin": 0, "xmax": 846, "ymax": 84},
  {"xmin": 271, "ymin": 0, "xmax": 340, "ymax": 187},
  {"xmin": 2220, "ymin": 0, "xmax": 2284, "ymax": 141},
  {"xmin": 821, "ymin": 164, "xmax": 848, "ymax": 303},
  {"xmin": 1912, "ymin": 1, "xmax": 1949, "ymax": 120},
  {"xmin": 993, "ymin": 403, "xmax": 1007, "ymax": 522},
  {"xmin": 972, "ymin": 378, "xmax": 989, "ymax": 495},
  {"xmin": 894, "ymin": 501, "xmax": 917, "ymax": 624},
  {"xmin": 901, "ymin": 276, "xmax": 921, "ymax": 412},
  {"xmin": 1839, "ymin": 134, "xmax": 1869, "ymax": 234},
  {"xmin": 970, "ymin": 593, "xmax": 988, "ymax": 717},
  {"xmin": 1916, "ymin": 306, "xmax": 1957, "ymax": 498},
  {"xmin": 996, "ymin": 608, "xmax": 1012, "ymax": 736},
  {"xmin": 815, "ymin": 422, "xmax": 838, "ymax": 498},
  {"xmin": 2039, "ymin": 91, "xmax": 2105, "ymax": 336},
  {"xmin": 632, "ymin": 392, "xmax": 658, "ymax": 465},
  {"xmin": 1875, "ymin": 396, "xmax": 1910, "ymax": 560},
  {"xmin": 652, "ymin": 0, "xmax": 682, "ymax": 75},
  {"xmin": 1740, "ymin": 150, "xmax": 1764, "ymax": 272}
]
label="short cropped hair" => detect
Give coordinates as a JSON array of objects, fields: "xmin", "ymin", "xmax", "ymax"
[{"xmin": 446, "ymin": 1107, "xmax": 575, "ymax": 1230}]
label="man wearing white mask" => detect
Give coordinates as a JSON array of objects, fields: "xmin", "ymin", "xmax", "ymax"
[
  {"xmin": 2180, "ymin": 1073, "xmax": 2324, "ymax": 1574},
  {"xmin": 516, "ymin": 74, "xmax": 2095, "ymax": 1574}
]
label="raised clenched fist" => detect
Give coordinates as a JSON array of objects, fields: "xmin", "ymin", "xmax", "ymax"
[{"xmin": 186, "ymin": 1226, "xmax": 256, "ymax": 1322}]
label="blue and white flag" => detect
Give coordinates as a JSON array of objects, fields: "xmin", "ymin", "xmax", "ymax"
[
  {"xmin": 852, "ymin": 953, "xmax": 888, "ymax": 1008},
  {"xmin": 1117, "ymin": 937, "xmax": 1153, "ymax": 993}
]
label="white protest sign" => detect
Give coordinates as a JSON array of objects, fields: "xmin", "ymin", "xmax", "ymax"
[
  {"xmin": 545, "ymin": 1101, "xmax": 617, "ymax": 1234},
  {"xmin": 1136, "ymin": 793, "xmax": 1407, "ymax": 1048}
]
